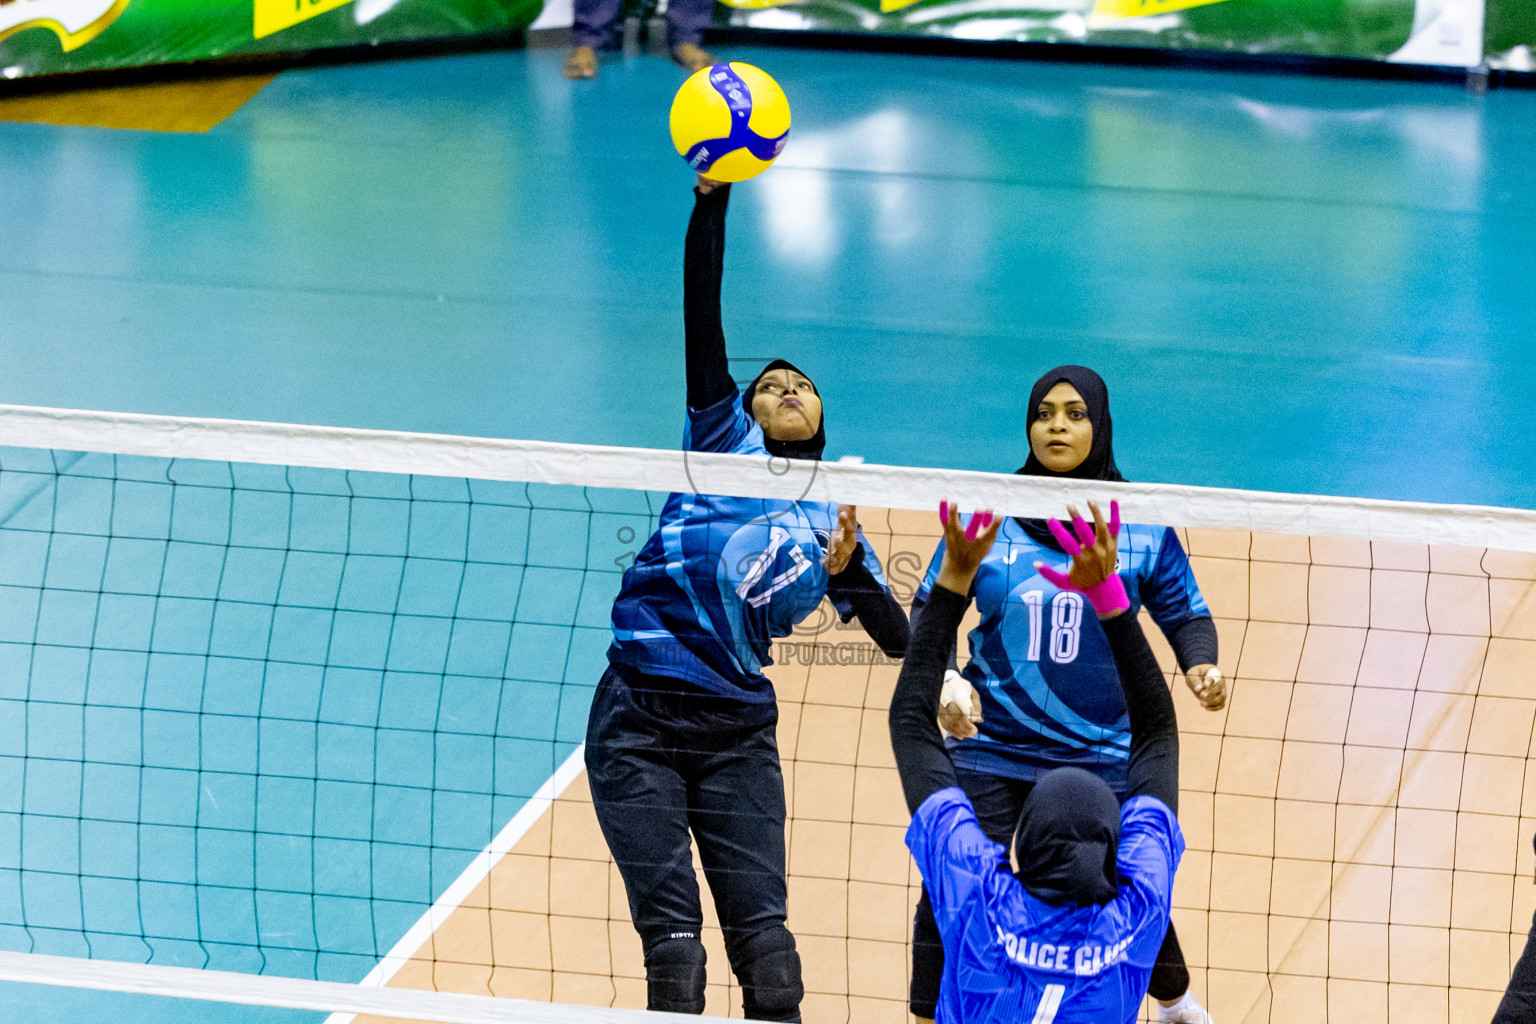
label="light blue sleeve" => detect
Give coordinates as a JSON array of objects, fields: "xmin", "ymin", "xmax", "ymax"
[
  {"xmin": 914, "ymin": 540, "xmax": 946, "ymax": 604},
  {"xmin": 683, "ymin": 389, "xmax": 766, "ymax": 455},
  {"xmin": 1137, "ymin": 528, "xmax": 1210, "ymax": 631}
]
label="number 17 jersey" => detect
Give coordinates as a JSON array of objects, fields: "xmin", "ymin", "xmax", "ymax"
[
  {"xmin": 608, "ymin": 391, "xmax": 890, "ymax": 703},
  {"xmin": 915, "ymin": 516, "xmax": 1209, "ymax": 789}
]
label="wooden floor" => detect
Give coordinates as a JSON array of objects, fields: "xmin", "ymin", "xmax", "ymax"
[{"xmin": 352, "ymin": 511, "xmax": 1536, "ymax": 1024}]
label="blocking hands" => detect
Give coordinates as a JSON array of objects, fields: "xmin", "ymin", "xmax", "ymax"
[
  {"xmin": 1033, "ymin": 500, "xmax": 1129, "ymax": 619},
  {"xmin": 934, "ymin": 501, "xmax": 1000, "ymax": 596}
]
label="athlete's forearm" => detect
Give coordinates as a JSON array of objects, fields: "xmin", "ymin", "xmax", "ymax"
[
  {"xmin": 1101, "ymin": 613, "xmax": 1179, "ymax": 811},
  {"xmin": 1164, "ymin": 615, "xmax": 1218, "ymax": 674},
  {"xmin": 908, "ymin": 592, "xmax": 960, "ymax": 675},
  {"xmin": 890, "ymin": 584, "xmax": 965, "ymax": 814},
  {"xmin": 827, "ymin": 545, "xmax": 910, "ymax": 658},
  {"xmin": 683, "ymin": 185, "xmax": 737, "ymax": 411}
]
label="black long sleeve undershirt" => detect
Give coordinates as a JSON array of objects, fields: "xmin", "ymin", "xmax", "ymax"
[
  {"xmin": 890, "ymin": 585, "xmax": 1181, "ymax": 816},
  {"xmin": 1166, "ymin": 615, "xmax": 1218, "ymax": 673},
  {"xmin": 682, "ymin": 187, "xmax": 907, "ymax": 659},
  {"xmin": 1101, "ymin": 613, "xmax": 1180, "ymax": 812},
  {"xmin": 907, "ymin": 592, "xmax": 962, "ymax": 677},
  {"xmin": 683, "ymin": 185, "xmax": 737, "ymax": 411},
  {"xmin": 890, "ymin": 586, "xmax": 967, "ymax": 815},
  {"xmin": 826, "ymin": 543, "xmax": 910, "ymax": 659}
]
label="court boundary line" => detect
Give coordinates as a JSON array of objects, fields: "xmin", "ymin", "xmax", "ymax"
[
  {"xmin": 322, "ymin": 744, "xmax": 588, "ymax": 1023},
  {"xmin": 0, "ymin": 947, "xmax": 722, "ymax": 1024},
  {"xmin": 4, "ymin": 403, "xmax": 1536, "ymax": 551}
]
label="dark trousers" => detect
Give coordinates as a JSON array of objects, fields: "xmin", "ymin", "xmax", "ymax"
[
  {"xmin": 1494, "ymin": 837, "xmax": 1536, "ymax": 1023},
  {"xmin": 909, "ymin": 766, "xmax": 1191, "ymax": 1017},
  {"xmin": 587, "ymin": 664, "xmax": 801, "ymax": 1020},
  {"xmin": 571, "ymin": 0, "xmax": 715, "ymax": 49}
]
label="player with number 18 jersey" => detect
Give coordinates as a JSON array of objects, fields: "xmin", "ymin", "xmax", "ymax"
[{"xmin": 915, "ymin": 517, "xmax": 1208, "ymax": 789}]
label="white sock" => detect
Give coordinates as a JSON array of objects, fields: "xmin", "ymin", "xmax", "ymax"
[{"xmin": 1157, "ymin": 992, "xmax": 1203, "ymax": 1020}]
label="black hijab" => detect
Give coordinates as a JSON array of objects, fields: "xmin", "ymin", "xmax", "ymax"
[
  {"xmin": 743, "ymin": 358, "xmax": 825, "ymax": 461},
  {"xmin": 1013, "ymin": 767, "xmax": 1121, "ymax": 905},
  {"xmin": 1016, "ymin": 365, "xmax": 1124, "ymax": 549}
]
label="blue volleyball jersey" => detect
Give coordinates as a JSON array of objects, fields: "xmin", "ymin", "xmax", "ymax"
[
  {"xmin": 907, "ymin": 787, "xmax": 1183, "ymax": 1024},
  {"xmin": 916, "ymin": 517, "xmax": 1208, "ymax": 786},
  {"xmin": 608, "ymin": 391, "xmax": 889, "ymax": 703}
]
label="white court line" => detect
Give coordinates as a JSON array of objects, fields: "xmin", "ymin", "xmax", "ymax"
[
  {"xmin": 5, "ymin": 403, "xmax": 1536, "ymax": 551},
  {"xmin": 0, "ymin": 948, "xmax": 725, "ymax": 1024},
  {"xmin": 324, "ymin": 744, "xmax": 588, "ymax": 1024}
]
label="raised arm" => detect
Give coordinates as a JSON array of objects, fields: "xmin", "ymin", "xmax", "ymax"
[
  {"xmin": 889, "ymin": 505, "xmax": 999, "ymax": 814},
  {"xmin": 908, "ymin": 592, "xmax": 961, "ymax": 676},
  {"xmin": 1101, "ymin": 609, "xmax": 1180, "ymax": 812},
  {"xmin": 1035, "ymin": 502, "xmax": 1179, "ymax": 811},
  {"xmin": 684, "ymin": 178, "xmax": 738, "ymax": 411}
]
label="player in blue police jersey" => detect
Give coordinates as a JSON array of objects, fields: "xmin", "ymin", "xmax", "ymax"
[
  {"xmin": 908, "ymin": 366, "xmax": 1218, "ymax": 1024},
  {"xmin": 890, "ymin": 500, "xmax": 1184, "ymax": 1024},
  {"xmin": 586, "ymin": 175, "xmax": 910, "ymax": 1023}
]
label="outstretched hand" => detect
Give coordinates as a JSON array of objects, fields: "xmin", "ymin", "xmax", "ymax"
[
  {"xmin": 696, "ymin": 173, "xmax": 724, "ymax": 194},
  {"xmin": 1033, "ymin": 500, "xmax": 1129, "ymax": 619},
  {"xmin": 934, "ymin": 501, "xmax": 1000, "ymax": 596},
  {"xmin": 824, "ymin": 505, "xmax": 859, "ymax": 574}
]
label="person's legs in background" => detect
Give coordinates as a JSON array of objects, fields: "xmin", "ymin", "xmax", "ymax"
[
  {"xmin": 665, "ymin": 0, "xmax": 718, "ymax": 72},
  {"xmin": 566, "ymin": 0, "xmax": 717, "ymax": 77},
  {"xmin": 564, "ymin": 0, "xmax": 624, "ymax": 78}
]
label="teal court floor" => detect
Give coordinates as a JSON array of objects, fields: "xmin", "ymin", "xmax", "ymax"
[
  {"xmin": 2, "ymin": 44, "xmax": 1535, "ymax": 508},
  {"xmin": 2, "ymin": 39, "xmax": 1536, "ymax": 1024}
]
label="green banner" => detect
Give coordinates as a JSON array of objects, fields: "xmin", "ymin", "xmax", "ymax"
[
  {"xmin": 1, "ymin": 0, "xmax": 1520, "ymax": 83},
  {"xmin": 0, "ymin": 0, "xmax": 542, "ymax": 79},
  {"xmin": 719, "ymin": 0, "xmax": 1490, "ymax": 66},
  {"xmin": 1486, "ymin": 0, "xmax": 1535, "ymax": 67}
]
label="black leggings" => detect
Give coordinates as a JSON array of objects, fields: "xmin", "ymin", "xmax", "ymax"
[
  {"xmin": 909, "ymin": 766, "xmax": 1191, "ymax": 1018},
  {"xmin": 586, "ymin": 664, "xmax": 803, "ymax": 1022}
]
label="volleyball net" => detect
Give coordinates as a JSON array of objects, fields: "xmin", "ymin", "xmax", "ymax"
[{"xmin": 1, "ymin": 403, "xmax": 1535, "ymax": 1024}]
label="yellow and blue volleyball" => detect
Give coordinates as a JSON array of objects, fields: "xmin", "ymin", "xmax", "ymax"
[{"xmin": 669, "ymin": 63, "xmax": 790, "ymax": 183}]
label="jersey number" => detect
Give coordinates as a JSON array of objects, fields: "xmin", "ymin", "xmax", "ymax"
[
  {"xmin": 1030, "ymin": 984, "xmax": 1065, "ymax": 1023},
  {"xmin": 737, "ymin": 527, "xmax": 814, "ymax": 608},
  {"xmin": 1021, "ymin": 590, "xmax": 1083, "ymax": 664}
]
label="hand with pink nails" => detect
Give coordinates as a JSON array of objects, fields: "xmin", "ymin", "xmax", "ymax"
[
  {"xmin": 1032, "ymin": 500, "xmax": 1130, "ymax": 619},
  {"xmin": 933, "ymin": 502, "xmax": 1001, "ymax": 598}
]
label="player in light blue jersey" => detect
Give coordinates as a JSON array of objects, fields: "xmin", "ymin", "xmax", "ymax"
[
  {"xmin": 587, "ymin": 175, "xmax": 910, "ymax": 1023},
  {"xmin": 890, "ymin": 500, "xmax": 1184, "ymax": 1024},
  {"xmin": 908, "ymin": 366, "xmax": 1217, "ymax": 1024}
]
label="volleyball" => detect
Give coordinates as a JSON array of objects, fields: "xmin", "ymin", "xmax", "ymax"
[{"xmin": 669, "ymin": 62, "xmax": 791, "ymax": 183}]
